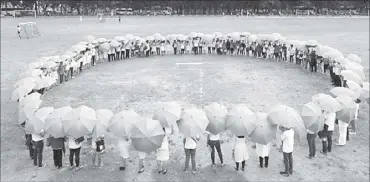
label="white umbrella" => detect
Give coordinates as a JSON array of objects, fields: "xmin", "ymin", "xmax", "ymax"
[
  {"xmin": 341, "ymin": 70, "xmax": 362, "ymax": 84},
  {"xmin": 146, "ymin": 36, "xmax": 154, "ymax": 41},
  {"xmin": 20, "ymin": 69, "xmax": 43, "ymax": 78},
  {"xmin": 93, "ymin": 109, "xmax": 114, "ymax": 137},
  {"xmin": 62, "ymin": 105, "xmax": 97, "ymax": 137},
  {"xmin": 248, "ymin": 34, "xmax": 257, "ymax": 42},
  {"xmin": 34, "ymin": 76, "xmax": 57, "ymax": 90},
  {"xmin": 14, "ymin": 77, "xmax": 37, "ymax": 88},
  {"xmin": 20, "ymin": 93, "xmax": 43, "ymax": 122},
  {"xmin": 213, "ymin": 32, "xmax": 223, "ymax": 38},
  {"xmin": 346, "ymin": 54, "xmax": 362, "ymax": 64},
  {"xmin": 271, "ymin": 33, "xmax": 282, "ymax": 41},
  {"xmin": 204, "ymin": 102, "xmax": 228, "ymax": 134},
  {"xmin": 177, "ymin": 108, "xmax": 209, "ymax": 137},
  {"xmin": 45, "ymin": 106, "xmax": 73, "ymax": 138},
  {"xmin": 125, "ymin": 34, "xmax": 134, "ymax": 41},
  {"xmin": 25, "ymin": 107, "xmax": 54, "ymax": 134},
  {"xmin": 330, "ymin": 87, "xmax": 357, "ymax": 100},
  {"xmin": 346, "ymin": 80, "xmax": 362, "ymax": 99},
  {"xmin": 345, "ymin": 62, "xmax": 366, "ymax": 80},
  {"xmin": 153, "ymin": 102, "xmax": 181, "ymax": 128},
  {"xmin": 267, "ymin": 105, "xmax": 304, "ymax": 129},
  {"xmin": 188, "ymin": 32, "xmax": 198, "ymax": 38},
  {"xmin": 11, "ymin": 82, "xmax": 36, "ymax": 101},
  {"xmin": 97, "ymin": 38, "xmax": 107, "ymax": 43},
  {"xmin": 108, "ymin": 110, "xmax": 140, "ymax": 137},
  {"xmin": 226, "ymin": 104, "xmax": 257, "ymax": 136},
  {"xmin": 110, "ymin": 40, "xmax": 121, "ymax": 47},
  {"xmin": 306, "ymin": 40, "xmax": 318, "ymax": 47},
  {"xmin": 114, "ymin": 36, "xmax": 125, "ymax": 42},
  {"xmin": 361, "ymin": 82, "xmax": 369, "ymax": 100},
  {"xmin": 313, "ymin": 94, "xmax": 341, "ymax": 112},
  {"xmin": 85, "ymin": 35, "xmax": 95, "ymax": 43}
]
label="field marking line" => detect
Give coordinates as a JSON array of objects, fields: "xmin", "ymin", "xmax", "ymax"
[
  {"xmin": 199, "ymin": 68, "xmax": 204, "ymax": 105},
  {"xmin": 176, "ymin": 62, "xmax": 204, "ymax": 65}
]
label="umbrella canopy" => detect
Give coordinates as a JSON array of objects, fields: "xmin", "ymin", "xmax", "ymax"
[
  {"xmin": 62, "ymin": 105, "xmax": 97, "ymax": 138},
  {"xmin": 96, "ymin": 38, "xmax": 107, "ymax": 43},
  {"xmin": 346, "ymin": 54, "xmax": 362, "ymax": 64},
  {"xmin": 301, "ymin": 102, "xmax": 324, "ymax": 133},
  {"xmin": 130, "ymin": 117, "xmax": 165, "ymax": 153},
  {"xmin": 20, "ymin": 69, "xmax": 43, "ymax": 78},
  {"xmin": 267, "ymin": 105, "xmax": 304, "ymax": 129},
  {"xmin": 345, "ymin": 62, "xmax": 366, "ymax": 80},
  {"xmin": 98, "ymin": 43, "xmax": 110, "ymax": 52},
  {"xmin": 341, "ymin": 70, "xmax": 362, "ymax": 84},
  {"xmin": 204, "ymin": 102, "xmax": 228, "ymax": 135},
  {"xmin": 248, "ymin": 34, "xmax": 257, "ymax": 42},
  {"xmin": 114, "ymin": 36, "xmax": 125, "ymax": 42},
  {"xmin": 188, "ymin": 32, "xmax": 198, "ymax": 39},
  {"xmin": 11, "ymin": 82, "xmax": 36, "ymax": 101},
  {"xmin": 177, "ymin": 108, "xmax": 209, "ymax": 137},
  {"xmin": 335, "ymin": 95, "xmax": 357, "ymax": 123},
  {"xmin": 330, "ymin": 87, "xmax": 357, "ymax": 100},
  {"xmin": 25, "ymin": 107, "xmax": 54, "ymax": 134},
  {"xmin": 45, "ymin": 106, "xmax": 73, "ymax": 138},
  {"xmin": 361, "ymin": 82, "xmax": 370, "ymax": 100},
  {"xmin": 346, "ymin": 80, "xmax": 362, "ymax": 99},
  {"xmin": 306, "ymin": 40, "xmax": 318, "ymax": 47},
  {"xmin": 110, "ymin": 40, "xmax": 121, "ymax": 47},
  {"xmin": 226, "ymin": 104, "xmax": 257, "ymax": 136},
  {"xmin": 145, "ymin": 36, "xmax": 154, "ymax": 41},
  {"xmin": 229, "ymin": 32, "xmax": 240, "ymax": 40},
  {"xmin": 312, "ymin": 93, "xmax": 341, "ymax": 112},
  {"xmin": 213, "ymin": 32, "xmax": 223, "ymax": 38},
  {"xmin": 153, "ymin": 102, "xmax": 181, "ymax": 128},
  {"xmin": 108, "ymin": 110, "xmax": 140, "ymax": 137},
  {"xmin": 93, "ymin": 109, "xmax": 113, "ymax": 138},
  {"xmin": 249, "ymin": 112, "xmax": 277, "ymax": 145},
  {"xmin": 125, "ymin": 34, "xmax": 134, "ymax": 41},
  {"xmin": 33, "ymin": 76, "xmax": 56, "ymax": 90},
  {"xmin": 14, "ymin": 77, "xmax": 37, "ymax": 88},
  {"xmin": 20, "ymin": 93, "xmax": 42, "ymax": 122}
]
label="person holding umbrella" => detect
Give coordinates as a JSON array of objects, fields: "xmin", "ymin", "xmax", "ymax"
[
  {"xmin": 32, "ymin": 129, "xmax": 45, "ymax": 168},
  {"xmin": 68, "ymin": 136, "xmax": 84, "ymax": 170},
  {"xmin": 118, "ymin": 136, "xmax": 131, "ymax": 171},
  {"xmin": 183, "ymin": 134, "xmax": 200, "ymax": 174},
  {"xmin": 233, "ymin": 135, "xmax": 249, "ymax": 171},
  {"xmin": 206, "ymin": 132, "xmax": 225, "ymax": 168},
  {"xmin": 321, "ymin": 110, "xmax": 336, "ymax": 155},
  {"xmin": 156, "ymin": 127, "xmax": 173, "ymax": 174},
  {"xmin": 279, "ymin": 126, "xmax": 294, "ymax": 177},
  {"xmin": 256, "ymin": 142, "xmax": 271, "ymax": 168},
  {"xmin": 47, "ymin": 135, "xmax": 66, "ymax": 169},
  {"xmin": 92, "ymin": 136, "xmax": 105, "ymax": 167}
]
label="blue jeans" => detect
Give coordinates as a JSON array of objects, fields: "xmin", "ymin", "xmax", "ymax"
[{"xmin": 184, "ymin": 148, "xmax": 196, "ymax": 171}]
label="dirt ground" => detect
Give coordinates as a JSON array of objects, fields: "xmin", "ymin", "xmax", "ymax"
[{"xmin": 1, "ymin": 16, "xmax": 369, "ymax": 181}]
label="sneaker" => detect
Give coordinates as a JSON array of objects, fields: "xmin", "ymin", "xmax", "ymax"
[
  {"xmin": 138, "ymin": 168, "xmax": 145, "ymax": 174},
  {"xmin": 320, "ymin": 151, "xmax": 327, "ymax": 156},
  {"xmin": 234, "ymin": 167, "xmax": 239, "ymax": 171},
  {"xmin": 241, "ymin": 167, "xmax": 245, "ymax": 171},
  {"xmin": 306, "ymin": 156, "xmax": 313, "ymax": 159},
  {"xmin": 192, "ymin": 169, "xmax": 197, "ymax": 174},
  {"xmin": 162, "ymin": 169, "xmax": 167, "ymax": 174},
  {"xmin": 280, "ymin": 172, "xmax": 289, "ymax": 177},
  {"xmin": 74, "ymin": 166, "xmax": 82, "ymax": 171},
  {"xmin": 349, "ymin": 132, "xmax": 356, "ymax": 135},
  {"xmin": 158, "ymin": 169, "xmax": 162, "ymax": 174},
  {"xmin": 212, "ymin": 164, "xmax": 216, "ymax": 168},
  {"xmin": 220, "ymin": 163, "xmax": 225, "ymax": 167}
]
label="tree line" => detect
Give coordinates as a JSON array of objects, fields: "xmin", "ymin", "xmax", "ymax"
[{"xmin": 3, "ymin": 0, "xmax": 369, "ymax": 15}]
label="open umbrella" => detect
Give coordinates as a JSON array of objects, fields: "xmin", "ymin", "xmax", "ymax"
[
  {"xmin": 267, "ymin": 105, "xmax": 304, "ymax": 129},
  {"xmin": 114, "ymin": 36, "xmax": 125, "ymax": 42},
  {"xmin": 153, "ymin": 102, "xmax": 181, "ymax": 128},
  {"xmin": 25, "ymin": 107, "xmax": 54, "ymax": 134},
  {"xmin": 306, "ymin": 40, "xmax": 318, "ymax": 47},
  {"xmin": 330, "ymin": 87, "xmax": 357, "ymax": 100},
  {"xmin": 248, "ymin": 34, "xmax": 257, "ymax": 42},
  {"xmin": 312, "ymin": 94, "xmax": 341, "ymax": 112},
  {"xmin": 108, "ymin": 110, "xmax": 140, "ymax": 138},
  {"xmin": 145, "ymin": 36, "xmax": 154, "ymax": 41},
  {"xmin": 177, "ymin": 108, "xmax": 209, "ymax": 137},
  {"xmin": 98, "ymin": 43, "xmax": 110, "ymax": 52},
  {"xmin": 62, "ymin": 105, "xmax": 97, "ymax": 138},
  {"xmin": 204, "ymin": 102, "xmax": 228, "ymax": 135},
  {"xmin": 20, "ymin": 93, "xmax": 42, "ymax": 123},
  {"xmin": 110, "ymin": 40, "xmax": 120, "ymax": 47},
  {"xmin": 33, "ymin": 76, "xmax": 56, "ymax": 90},
  {"xmin": 249, "ymin": 112, "xmax": 277, "ymax": 145},
  {"xmin": 125, "ymin": 34, "xmax": 134, "ymax": 41},
  {"xmin": 346, "ymin": 80, "xmax": 362, "ymax": 99},
  {"xmin": 226, "ymin": 104, "xmax": 257, "ymax": 136},
  {"xmin": 11, "ymin": 82, "xmax": 36, "ymax": 101},
  {"xmin": 97, "ymin": 38, "xmax": 107, "ymax": 43},
  {"xmin": 346, "ymin": 54, "xmax": 362, "ymax": 64},
  {"xmin": 130, "ymin": 117, "xmax": 165, "ymax": 153},
  {"xmin": 188, "ymin": 32, "xmax": 198, "ymax": 39},
  {"xmin": 93, "ymin": 109, "xmax": 113, "ymax": 138},
  {"xmin": 335, "ymin": 95, "xmax": 357, "ymax": 123},
  {"xmin": 20, "ymin": 69, "xmax": 43, "ymax": 78},
  {"xmin": 85, "ymin": 35, "xmax": 95, "ymax": 43},
  {"xmin": 301, "ymin": 102, "xmax": 324, "ymax": 133},
  {"xmin": 45, "ymin": 106, "xmax": 73, "ymax": 138},
  {"xmin": 341, "ymin": 70, "xmax": 362, "ymax": 84}
]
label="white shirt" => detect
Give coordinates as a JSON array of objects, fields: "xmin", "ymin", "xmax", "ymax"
[
  {"xmin": 324, "ymin": 112, "xmax": 336, "ymax": 131},
  {"xmin": 17, "ymin": 27, "xmax": 21, "ymax": 32},
  {"xmin": 68, "ymin": 137, "xmax": 82, "ymax": 149},
  {"xmin": 355, "ymin": 103, "xmax": 360, "ymax": 120},
  {"xmin": 91, "ymin": 48, "xmax": 96, "ymax": 56},
  {"xmin": 185, "ymin": 135, "xmax": 199, "ymax": 149},
  {"xmin": 209, "ymin": 133, "xmax": 220, "ymax": 141},
  {"xmin": 281, "ymin": 129, "xmax": 294, "ymax": 153},
  {"xmin": 32, "ymin": 134, "xmax": 44, "ymax": 142}
]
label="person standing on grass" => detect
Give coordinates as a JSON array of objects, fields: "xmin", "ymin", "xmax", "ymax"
[
  {"xmin": 193, "ymin": 39, "xmax": 199, "ymax": 55},
  {"xmin": 22, "ymin": 121, "xmax": 34, "ymax": 160},
  {"xmin": 156, "ymin": 127, "xmax": 173, "ymax": 174},
  {"xmin": 47, "ymin": 136, "xmax": 65, "ymax": 169},
  {"xmin": 206, "ymin": 132, "xmax": 225, "ymax": 168},
  {"xmin": 17, "ymin": 25, "xmax": 21, "ymax": 39},
  {"xmin": 323, "ymin": 57, "xmax": 330, "ymax": 74},
  {"xmin": 32, "ymin": 129, "xmax": 46, "ymax": 168},
  {"xmin": 310, "ymin": 50, "xmax": 318, "ymax": 72},
  {"xmin": 183, "ymin": 134, "xmax": 200, "ymax": 174},
  {"xmin": 282, "ymin": 44, "xmax": 287, "ymax": 61},
  {"xmin": 68, "ymin": 136, "xmax": 84, "ymax": 170},
  {"xmin": 279, "ymin": 126, "xmax": 294, "ymax": 177},
  {"xmin": 181, "ymin": 41, "xmax": 185, "ymax": 55},
  {"xmin": 306, "ymin": 128, "xmax": 316, "ymax": 159},
  {"xmin": 233, "ymin": 135, "xmax": 249, "ymax": 171},
  {"xmin": 138, "ymin": 151, "xmax": 146, "ymax": 173},
  {"xmin": 115, "ymin": 46, "xmax": 120, "ymax": 61},
  {"xmin": 120, "ymin": 43, "xmax": 125, "ymax": 60},
  {"xmin": 125, "ymin": 42, "xmax": 131, "ymax": 59},
  {"xmin": 337, "ymin": 118, "xmax": 349, "ymax": 146},
  {"xmin": 156, "ymin": 40, "xmax": 161, "ymax": 55},
  {"xmin": 118, "ymin": 136, "xmax": 131, "ymax": 171},
  {"xmin": 321, "ymin": 110, "xmax": 336, "ymax": 155},
  {"xmin": 350, "ymin": 99, "xmax": 360, "ymax": 134},
  {"xmin": 93, "ymin": 136, "xmax": 105, "ymax": 168},
  {"xmin": 172, "ymin": 40, "xmax": 178, "ymax": 55},
  {"xmin": 118, "ymin": 16, "xmax": 121, "ymax": 23},
  {"xmin": 57, "ymin": 62, "xmax": 65, "ymax": 85},
  {"xmin": 256, "ymin": 142, "xmax": 271, "ymax": 168},
  {"xmin": 91, "ymin": 45, "xmax": 96, "ymax": 66},
  {"xmin": 198, "ymin": 38, "xmax": 203, "ymax": 54}
]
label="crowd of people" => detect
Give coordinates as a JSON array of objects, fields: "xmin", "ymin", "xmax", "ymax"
[{"xmin": 15, "ymin": 32, "xmax": 367, "ymax": 178}]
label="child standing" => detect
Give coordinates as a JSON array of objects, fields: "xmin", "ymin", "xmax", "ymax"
[
  {"xmin": 118, "ymin": 137, "xmax": 131, "ymax": 171},
  {"xmin": 256, "ymin": 142, "xmax": 270, "ymax": 168}
]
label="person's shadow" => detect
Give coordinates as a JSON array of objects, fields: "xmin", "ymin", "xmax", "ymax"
[{"xmin": 152, "ymin": 162, "xmax": 247, "ymax": 182}]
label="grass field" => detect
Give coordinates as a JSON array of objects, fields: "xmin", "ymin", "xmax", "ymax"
[{"xmin": 1, "ymin": 16, "xmax": 369, "ymax": 181}]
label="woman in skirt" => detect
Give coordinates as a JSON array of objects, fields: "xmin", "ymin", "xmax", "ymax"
[
  {"xmin": 256, "ymin": 142, "xmax": 271, "ymax": 168},
  {"xmin": 156, "ymin": 127, "xmax": 172, "ymax": 174},
  {"xmin": 233, "ymin": 135, "xmax": 249, "ymax": 171},
  {"xmin": 118, "ymin": 137, "xmax": 131, "ymax": 171}
]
